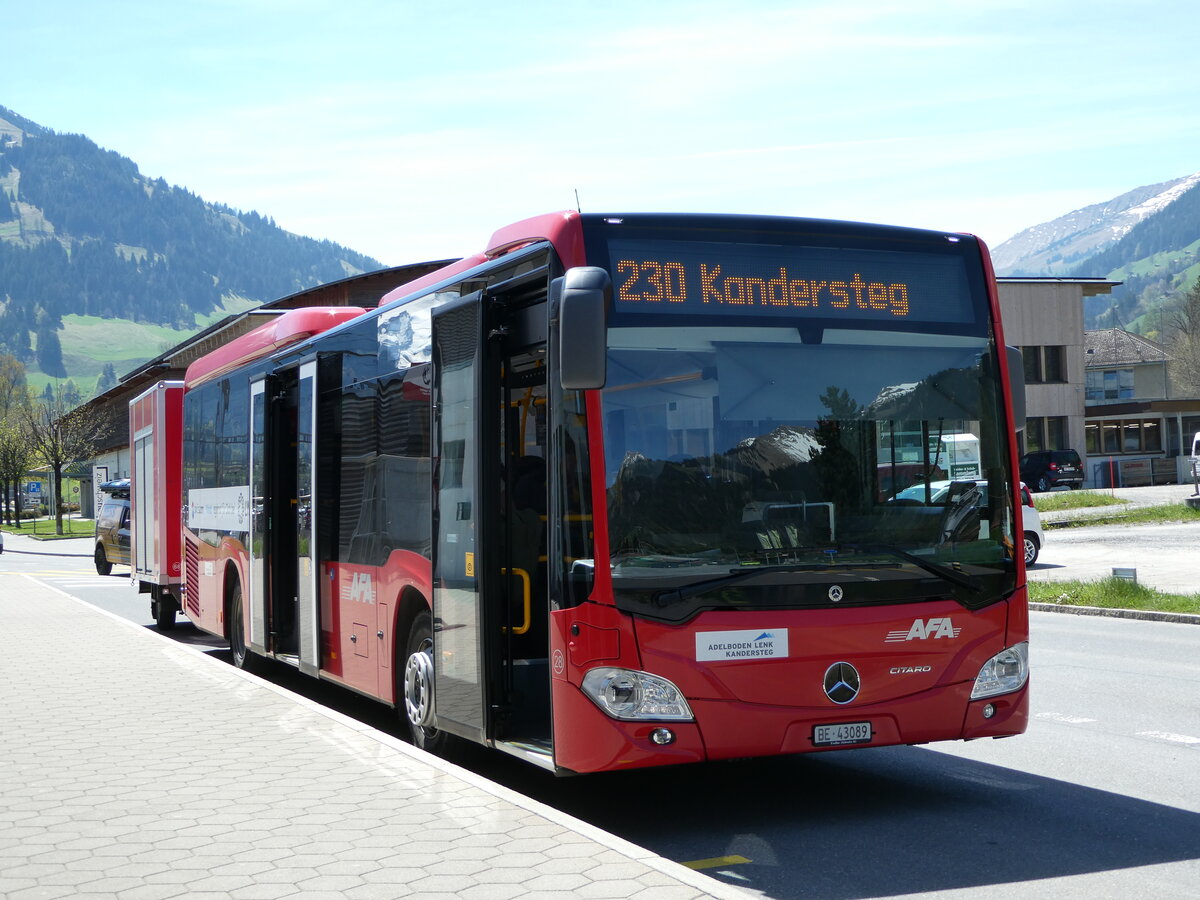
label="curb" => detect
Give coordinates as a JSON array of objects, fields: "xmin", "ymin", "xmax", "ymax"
[{"xmin": 1030, "ymin": 602, "xmax": 1200, "ymax": 625}]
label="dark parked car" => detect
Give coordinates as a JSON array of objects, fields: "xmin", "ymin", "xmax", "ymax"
[{"xmin": 1020, "ymin": 449, "xmax": 1083, "ymax": 492}]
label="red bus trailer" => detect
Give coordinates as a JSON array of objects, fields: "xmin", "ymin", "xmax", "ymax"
[
  {"xmin": 129, "ymin": 380, "xmax": 185, "ymax": 631},
  {"xmin": 168, "ymin": 212, "xmax": 1030, "ymax": 774}
]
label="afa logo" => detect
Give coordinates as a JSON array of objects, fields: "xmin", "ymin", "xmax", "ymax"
[
  {"xmin": 345, "ymin": 572, "xmax": 376, "ymax": 604},
  {"xmin": 884, "ymin": 617, "xmax": 961, "ymax": 642}
]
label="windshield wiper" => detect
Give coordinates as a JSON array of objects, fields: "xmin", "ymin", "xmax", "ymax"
[
  {"xmin": 649, "ymin": 544, "xmax": 983, "ymax": 608},
  {"xmin": 651, "ymin": 562, "xmax": 843, "ymax": 606},
  {"xmin": 837, "ymin": 543, "xmax": 982, "ymax": 594}
]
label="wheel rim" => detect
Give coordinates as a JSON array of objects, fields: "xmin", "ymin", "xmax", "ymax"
[
  {"xmin": 1024, "ymin": 536, "xmax": 1037, "ymax": 564},
  {"xmin": 404, "ymin": 639, "xmax": 436, "ymax": 728}
]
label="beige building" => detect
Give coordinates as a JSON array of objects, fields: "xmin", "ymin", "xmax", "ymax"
[
  {"xmin": 996, "ymin": 278, "xmax": 1200, "ymax": 486},
  {"xmin": 996, "ymin": 277, "xmax": 1120, "ymax": 470},
  {"xmin": 1083, "ymin": 328, "xmax": 1200, "ymax": 484}
]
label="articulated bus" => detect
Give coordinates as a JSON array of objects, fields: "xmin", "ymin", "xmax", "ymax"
[{"xmin": 171, "ymin": 212, "xmax": 1030, "ymax": 774}]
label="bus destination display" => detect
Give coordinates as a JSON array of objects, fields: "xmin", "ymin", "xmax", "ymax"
[{"xmin": 608, "ymin": 238, "xmax": 975, "ymax": 324}]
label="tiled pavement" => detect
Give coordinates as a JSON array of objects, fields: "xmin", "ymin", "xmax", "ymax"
[{"xmin": 0, "ymin": 576, "xmax": 748, "ymax": 899}]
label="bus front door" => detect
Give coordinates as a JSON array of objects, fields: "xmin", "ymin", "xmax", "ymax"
[{"xmin": 430, "ymin": 292, "xmax": 501, "ymax": 745}]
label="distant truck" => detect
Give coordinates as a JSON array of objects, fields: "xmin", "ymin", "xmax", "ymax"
[{"xmin": 129, "ymin": 381, "xmax": 185, "ymax": 630}]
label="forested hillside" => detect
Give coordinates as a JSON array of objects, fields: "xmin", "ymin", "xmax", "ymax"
[
  {"xmin": 1070, "ymin": 180, "xmax": 1200, "ymax": 329},
  {"xmin": 0, "ymin": 104, "xmax": 382, "ymax": 381}
]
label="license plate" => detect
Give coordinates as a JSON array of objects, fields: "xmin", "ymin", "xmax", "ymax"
[{"xmin": 813, "ymin": 721, "xmax": 873, "ymax": 747}]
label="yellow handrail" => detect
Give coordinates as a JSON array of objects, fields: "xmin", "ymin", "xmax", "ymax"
[{"xmin": 501, "ymin": 567, "xmax": 531, "ymax": 635}]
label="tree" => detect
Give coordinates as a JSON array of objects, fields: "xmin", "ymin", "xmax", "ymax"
[
  {"xmin": 1167, "ymin": 280, "xmax": 1200, "ymax": 397},
  {"xmin": 19, "ymin": 384, "xmax": 104, "ymax": 535},
  {"xmin": 0, "ymin": 354, "xmax": 29, "ymax": 523},
  {"xmin": 0, "ymin": 418, "xmax": 35, "ymax": 526},
  {"xmin": 0, "ymin": 353, "xmax": 27, "ymax": 415},
  {"xmin": 94, "ymin": 362, "xmax": 117, "ymax": 397},
  {"xmin": 63, "ymin": 379, "xmax": 81, "ymax": 407},
  {"xmin": 35, "ymin": 325, "xmax": 66, "ymax": 378}
]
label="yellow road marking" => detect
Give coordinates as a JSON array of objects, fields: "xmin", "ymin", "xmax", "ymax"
[{"xmin": 680, "ymin": 855, "xmax": 751, "ymax": 870}]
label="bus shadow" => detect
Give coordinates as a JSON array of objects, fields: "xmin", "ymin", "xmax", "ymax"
[
  {"xmin": 172, "ymin": 635, "xmax": 1198, "ymax": 898},
  {"xmin": 499, "ymin": 744, "xmax": 1200, "ymax": 899}
]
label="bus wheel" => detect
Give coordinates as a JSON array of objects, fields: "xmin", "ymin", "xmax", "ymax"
[
  {"xmin": 228, "ymin": 583, "xmax": 253, "ymax": 670},
  {"xmin": 402, "ymin": 611, "xmax": 446, "ymax": 754},
  {"xmin": 94, "ymin": 545, "xmax": 112, "ymax": 576}
]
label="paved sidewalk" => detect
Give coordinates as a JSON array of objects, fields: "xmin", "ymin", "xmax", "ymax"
[{"xmin": 0, "ymin": 577, "xmax": 746, "ymax": 900}]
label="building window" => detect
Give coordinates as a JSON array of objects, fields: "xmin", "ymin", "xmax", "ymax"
[
  {"xmin": 1025, "ymin": 416, "xmax": 1069, "ymax": 455},
  {"xmin": 1144, "ymin": 420, "xmax": 1162, "ymax": 452},
  {"xmin": 1084, "ymin": 418, "xmax": 1164, "ymax": 454},
  {"xmin": 1024, "ymin": 418, "xmax": 1044, "ymax": 454},
  {"xmin": 1022, "ymin": 346, "xmax": 1041, "ymax": 384},
  {"xmin": 1043, "ymin": 346, "xmax": 1066, "ymax": 383},
  {"xmin": 1023, "ymin": 346, "xmax": 1068, "ymax": 384},
  {"xmin": 1047, "ymin": 416, "xmax": 1068, "ymax": 449},
  {"xmin": 1085, "ymin": 368, "xmax": 1134, "ymax": 401}
]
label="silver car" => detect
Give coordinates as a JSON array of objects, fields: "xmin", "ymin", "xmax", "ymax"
[
  {"xmin": 1019, "ymin": 482, "xmax": 1045, "ymax": 566},
  {"xmin": 891, "ymin": 479, "xmax": 1045, "ymax": 566}
]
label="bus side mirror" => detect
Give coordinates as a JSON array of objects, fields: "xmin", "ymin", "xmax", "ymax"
[
  {"xmin": 558, "ymin": 267, "xmax": 610, "ymax": 390},
  {"xmin": 1007, "ymin": 345, "xmax": 1026, "ymax": 431}
]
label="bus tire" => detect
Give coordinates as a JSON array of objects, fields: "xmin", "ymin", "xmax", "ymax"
[
  {"xmin": 228, "ymin": 582, "xmax": 254, "ymax": 671},
  {"xmin": 402, "ymin": 610, "xmax": 448, "ymax": 755},
  {"xmin": 94, "ymin": 545, "xmax": 112, "ymax": 576}
]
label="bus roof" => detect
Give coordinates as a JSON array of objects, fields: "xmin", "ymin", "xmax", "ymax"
[
  {"xmin": 185, "ymin": 306, "xmax": 367, "ymax": 390},
  {"xmin": 374, "ymin": 211, "xmax": 585, "ymax": 308}
]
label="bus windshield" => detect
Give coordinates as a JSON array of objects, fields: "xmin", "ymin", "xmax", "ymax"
[{"xmin": 599, "ymin": 324, "xmax": 1017, "ymax": 619}]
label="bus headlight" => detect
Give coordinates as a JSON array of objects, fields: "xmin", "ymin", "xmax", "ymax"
[
  {"xmin": 581, "ymin": 667, "xmax": 694, "ymax": 721},
  {"xmin": 970, "ymin": 641, "xmax": 1029, "ymax": 700}
]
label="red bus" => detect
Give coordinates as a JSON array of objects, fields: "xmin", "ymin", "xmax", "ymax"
[{"xmin": 169, "ymin": 212, "xmax": 1030, "ymax": 774}]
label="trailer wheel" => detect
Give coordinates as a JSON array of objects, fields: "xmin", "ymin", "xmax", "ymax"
[
  {"xmin": 154, "ymin": 597, "xmax": 177, "ymax": 631},
  {"xmin": 94, "ymin": 545, "xmax": 112, "ymax": 576},
  {"xmin": 228, "ymin": 583, "xmax": 253, "ymax": 670},
  {"xmin": 402, "ymin": 610, "xmax": 447, "ymax": 755}
]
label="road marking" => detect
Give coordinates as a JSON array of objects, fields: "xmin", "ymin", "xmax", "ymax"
[
  {"xmin": 1137, "ymin": 731, "xmax": 1200, "ymax": 745},
  {"xmin": 1036, "ymin": 711, "xmax": 1098, "ymax": 724},
  {"xmin": 680, "ymin": 855, "xmax": 751, "ymax": 870},
  {"xmin": 1, "ymin": 570, "xmax": 86, "ymax": 576}
]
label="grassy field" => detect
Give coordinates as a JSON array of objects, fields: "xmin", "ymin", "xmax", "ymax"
[
  {"xmin": 1034, "ymin": 491, "xmax": 1126, "ymax": 512},
  {"xmin": 1046, "ymin": 503, "xmax": 1200, "ymax": 528},
  {"xmin": 2, "ymin": 517, "xmax": 96, "ymax": 539},
  {"xmin": 23, "ymin": 295, "xmax": 263, "ymax": 397},
  {"xmin": 1029, "ymin": 577, "xmax": 1200, "ymax": 615}
]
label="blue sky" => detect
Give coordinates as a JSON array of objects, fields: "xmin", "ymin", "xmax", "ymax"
[{"xmin": 5, "ymin": 0, "xmax": 1200, "ymax": 266}]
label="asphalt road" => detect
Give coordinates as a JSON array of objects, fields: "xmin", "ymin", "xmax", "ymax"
[
  {"xmin": 1028, "ymin": 482, "xmax": 1200, "ymax": 595},
  {"xmin": 4, "ymin": 532, "xmax": 1199, "ymax": 898}
]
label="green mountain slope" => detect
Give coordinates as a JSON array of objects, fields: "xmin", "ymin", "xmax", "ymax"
[
  {"xmin": 1071, "ymin": 181, "xmax": 1200, "ymax": 329},
  {"xmin": 0, "ymin": 104, "xmax": 383, "ymax": 388}
]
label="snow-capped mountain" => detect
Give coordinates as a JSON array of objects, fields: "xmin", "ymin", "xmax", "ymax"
[
  {"xmin": 991, "ymin": 173, "xmax": 1200, "ymax": 276},
  {"xmin": 733, "ymin": 426, "xmax": 821, "ymax": 471}
]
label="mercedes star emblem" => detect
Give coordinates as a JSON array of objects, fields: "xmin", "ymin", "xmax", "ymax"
[{"xmin": 824, "ymin": 662, "xmax": 861, "ymax": 704}]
